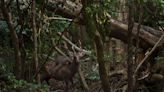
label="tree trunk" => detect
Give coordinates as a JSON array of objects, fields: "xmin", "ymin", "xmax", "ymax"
[
  {"xmin": 127, "ymin": 0, "xmax": 135, "ymax": 91},
  {"xmin": 81, "ymin": 1, "xmax": 110, "ymax": 92},
  {"xmin": 94, "ymin": 31, "xmax": 111, "ymax": 92},
  {"xmin": 111, "ymin": 39, "xmax": 116, "ymax": 64},
  {"xmin": 0, "ymin": 0, "xmax": 22, "ymax": 79},
  {"xmin": 31, "ymin": 0, "xmax": 40, "ymax": 83},
  {"xmin": 16, "ymin": 0, "xmax": 27, "ymax": 80}
]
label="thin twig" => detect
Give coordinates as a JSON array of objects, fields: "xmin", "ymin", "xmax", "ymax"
[
  {"xmin": 134, "ymin": 33, "xmax": 164, "ymax": 75},
  {"xmin": 46, "ymin": 17, "xmax": 73, "ymax": 22},
  {"xmin": 137, "ymin": 72, "xmax": 150, "ymax": 81}
]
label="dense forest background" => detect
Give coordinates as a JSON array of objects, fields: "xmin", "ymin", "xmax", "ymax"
[{"xmin": 0, "ymin": 0, "xmax": 164, "ymax": 92}]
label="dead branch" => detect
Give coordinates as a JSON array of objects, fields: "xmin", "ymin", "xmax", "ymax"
[
  {"xmin": 134, "ymin": 33, "xmax": 164, "ymax": 75},
  {"xmin": 57, "ymin": 32, "xmax": 92, "ymax": 55}
]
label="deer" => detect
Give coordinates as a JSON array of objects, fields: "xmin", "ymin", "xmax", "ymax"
[{"xmin": 40, "ymin": 51, "xmax": 84, "ymax": 90}]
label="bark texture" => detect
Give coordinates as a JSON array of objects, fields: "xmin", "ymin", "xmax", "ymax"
[
  {"xmin": 31, "ymin": 0, "xmax": 39, "ymax": 83},
  {"xmin": 0, "ymin": 0, "xmax": 22, "ymax": 79}
]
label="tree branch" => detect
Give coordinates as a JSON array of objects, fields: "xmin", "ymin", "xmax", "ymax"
[
  {"xmin": 134, "ymin": 33, "xmax": 164, "ymax": 75},
  {"xmin": 57, "ymin": 32, "xmax": 92, "ymax": 55}
]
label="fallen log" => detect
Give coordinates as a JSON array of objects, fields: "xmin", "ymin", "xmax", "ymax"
[
  {"xmin": 109, "ymin": 19, "xmax": 164, "ymax": 49},
  {"xmin": 46, "ymin": 0, "xmax": 164, "ymax": 50}
]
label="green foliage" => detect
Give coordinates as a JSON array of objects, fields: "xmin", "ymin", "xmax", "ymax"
[
  {"xmin": 0, "ymin": 21, "xmax": 8, "ymax": 31},
  {"xmin": 104, "ymin": 52, "xmax": 113, "ymax": 61},
  {"xmin": 155, "ymin": 48, "xmax": 164, "ymax": 62},
  {"xmin": 36, "ymin": 0, "xmax": 45, "ymax": 5},
  {"xmin": 134, "ymin": 0, "xmax": 164, "ymax": 28},
  {"xmin": 0, "ymin": 62, "xmax": 8, "ymax": 75},
  {"xmin": 102, "ymin": 0, "xmax": 164, "ymax": 28},
  {"xmin": 0, "ymin": 21, "xmax": 10, "ymax": 47},
  {"xmin": 39, "ymin": 17, "xmax": 70, "ymax": 54},
  {"xmin": 84, "ymin": 2, "xmax": 111, "ymax": 40},
  {"xmin": 49, "ymin": 19, "xmax": 70, "ymax": 32},
  {"xmin": 86, "ymin": 69, "xmax": 100, "ymax": 80},
  {"xmin": 86, "ymin": 72, "xmax": 100, "ymax": 80},
  {"xmin": 3, "ymin": 78, "xmax": 49, "ymax": 92},
  {"xmin": 0, "ymin": 63, "xmax": 49, "ymax": 92},
  {"xmin": 84, "ymin": 2, "xmax": 110, "ymax": 23},
  {"xmin": 105, "ymin": 0, "xmax": 120, "ymax": 18},
  {"xmin": 156, "ymin": 56, "xmax": 164, "ymax": 62}
]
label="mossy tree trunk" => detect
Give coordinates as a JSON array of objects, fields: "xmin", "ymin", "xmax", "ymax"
[{"xmin": 82, "ymin": 0, "xmax": 110, "ymax": 92}]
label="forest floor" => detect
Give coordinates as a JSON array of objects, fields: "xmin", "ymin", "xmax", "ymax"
[{"xmin": 48, "ymin": 62, "xmax": 126, "ymax": 92}]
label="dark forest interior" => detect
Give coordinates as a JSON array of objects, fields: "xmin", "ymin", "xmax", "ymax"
[{"xmin": 0, "ymin": 0, "xmax": 164, "ymax": 92}]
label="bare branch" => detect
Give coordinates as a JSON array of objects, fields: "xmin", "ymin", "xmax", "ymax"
[
  {"xmin": 46, "ymin": 16, "xmax": 73, "ymax": 21},
  {"xmin": 134, "ymin": 33, "xmax": 164, "ymax": 75},
  {"xmin": 57, "ymin": 32, "xmax": 92, "ymax": 55}
]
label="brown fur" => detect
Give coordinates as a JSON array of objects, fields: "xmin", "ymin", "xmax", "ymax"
[{"xmin": 40, "ymin": 55, "xmax": 79, "ymax": 87}]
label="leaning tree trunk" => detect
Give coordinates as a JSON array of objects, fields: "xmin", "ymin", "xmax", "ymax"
[{"xmin": 0, "ymin": 0, "xmax": 22, "ymax": 79}]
